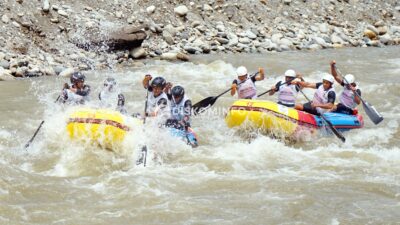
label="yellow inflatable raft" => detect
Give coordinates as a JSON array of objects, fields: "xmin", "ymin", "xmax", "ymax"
[
  {"xmin": 225, "ymin": 100, "xmax": 302, "ymax": 137},
  {"xmin": 225, "ymin": 99, "xmax": 363, "ymax": 139},
  {"xmin": 66, "ymin": 108, "xmax": 141, "ymax": 149}
]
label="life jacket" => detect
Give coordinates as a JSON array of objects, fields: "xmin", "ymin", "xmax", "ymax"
[
  {"xmin": 339, "ymin": 85, "xmax": 359, "ymax": 109},
  {"xmin": 277, "ymin": 83, "xmax": 298, "ymax": 107},
  {"xmin": 312, "ymin": 85, "xmax": 335, "ymax": 114},
  {"xmin": 170, "ymin": 95, "xmax": 190, "ymax": 122},
  {"xmin": 62, "ymin": 84, "xmax": 90, "ymax": 104},
  {"xmin": 146, "ymin": 91, "xmax": 170, "ymax": 117},
  {"xmin": 238, "ymin": 78, "xmax": 257, "ymax": 99}
]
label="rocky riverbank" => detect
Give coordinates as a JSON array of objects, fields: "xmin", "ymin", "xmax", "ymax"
[{"xmin": 1, "ymin": 0, "xmax": 400, "ymax": 81}]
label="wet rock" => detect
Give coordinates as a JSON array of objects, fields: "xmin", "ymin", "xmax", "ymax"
[
  {"xmin": 367, "ymin": 40, "xmax": 382, "ymax": 47},
  {"xmin": 0, "ymin": 68, "xmax": 15, "ymax": 81},
  {"xmin": 176, "ymin": 52, "xmax": 189, "ymax": 61},
  {"xmin": 15, "ymin": 67, "xmax": 27, "ymax": 77},
  {"xmin": 161, "ymin": 52, "xmax": 178, "ymax": 61},
  {"xmin": 129, "ymin": 47, "xmax": 147, "ymax": 59},
  {"xmin": 184, "ymin": 45, "xmax": 202, "ymax": 54},
  {"xmin": 308, "ymin": 43, "xmax": 322, "ymax": 50},
  {"xmin": 42, "ymin": 67, "xmax": 56, "ymax": 76}
]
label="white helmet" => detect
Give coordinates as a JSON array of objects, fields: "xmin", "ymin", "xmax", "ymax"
[
  {"xmin": 104, "ymin": 77, "xmax": 117, "ymax": 91},
  {"xmin": 284, "ymin": 69, "xmax": 296, "ymax": 78},
  {"xmin": 322, "ymin": 74, "xmax": 335, "ymax": 84},
  {"xmin": 344, "ymin": 74, "xmax": 355, "ymax": 84},
  {"xmin": 236, "ymin": 66, "xmax": 248, "ymax": 76}
]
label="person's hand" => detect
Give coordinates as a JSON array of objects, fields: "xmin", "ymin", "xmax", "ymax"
[
  {"xmin": 144, "ymin": 74, "xmax": 152, "ymax": 81},
  {"xmin": 258, "ymin": 67, "xmax": 264, "ymax": 75},
  {"xmin": 330, "ymin": 60, "xmax": 336, "ymax": 67},
  {"xmin": 231, "ymin": 83, "xmax": 237, "ymax": 90},
  {"xmin": 349, "ymin": 84, "xmax": 357, "ymax": 91},
  {"xmin": 63, "ymin": 83, "xmax": 70, "ymax": 89},
  {"xmin": 69, "ymin": 87, "xmax": 77, "ymax": 93},
  {"xmin": 291, "ymin": 80, "xmax": 300, "ymax": 85},
  {"xmin": 165, "ymin": 82, "xmax": 172, "ymax": 91},
  {"xmin": 329, "ymin": 105, "xmax": 337, "ymax": 112}
]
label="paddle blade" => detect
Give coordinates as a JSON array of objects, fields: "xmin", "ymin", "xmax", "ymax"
[
  {"xmin": 321, "ymin": 115, "xmax": 346, "ymax": 143},
  {"xmin": 136, "ymin": 146, "xmax": 147, "ymax": 167},
  {"xmin": 362, "ymin": 100, "xmax": 383, "ymax": 125},
  {"xmin": 192, "ymin": 96, "xmax": 217, "ymax": 115}
]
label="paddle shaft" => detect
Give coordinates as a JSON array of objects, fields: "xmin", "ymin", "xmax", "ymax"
[
  {"xmin": 192, "ymin": 72, "xmax": 259, "ymax": 114},
  {"xmin": 257, "ymin": 80, "xmax": 291, "ymax": 97},
  {"xmin": 298, "ymin": 88, "xmax": 346, "ymax": 143},
  {"xmin": 143, "ymin": 90, "xmax": 149, "ymax": 124},
  {"xmin": 24, "ymin": 95, "xmax": 61, "ymax": 149},
  {"xmin": 141, "ymin": 90, "xmax": 149, "ymax": 167}
]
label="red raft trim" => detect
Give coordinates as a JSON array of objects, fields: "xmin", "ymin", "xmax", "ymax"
[
  {"xmin": 68, "ymin": 118, "xmax": 130, "ymax": 131},
  {"xmin": 229, "ymin": 105, "xmax": 318, "ymax": 128}
]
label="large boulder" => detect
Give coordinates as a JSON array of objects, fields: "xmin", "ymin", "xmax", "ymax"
[{"xmin": 74, "ymin": 25, "xmax": 147, "ymax": 51}]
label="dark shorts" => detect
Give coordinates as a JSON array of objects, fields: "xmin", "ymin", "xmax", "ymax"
[
  {"xmin": 333, "ymin": 103, "xmax": 354, "ymax": 115},
  {"xmin": 278, "ymin": 101, "xmax": 295, "ymax": 108},
  {"xmin": 303, "ymin": 102, "xmax": 319, "ymax": 115}
]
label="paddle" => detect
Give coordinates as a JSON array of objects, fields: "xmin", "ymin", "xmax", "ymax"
[
  {"xmin": 257, "ymin": 80, "xmax": 292, "ymax": 98},
  {"xmin": 298, "ymin": 88, "xmax": 346, "ymax": 143},
  {"xmin": 192, "ymin": 72, "xmax": 259, "ymax": 115},
  {"xmin": 24, "ymin": 95, "xmax": 60, "ymax": 149},
  {"xmin": 334, "ymin": 65, "xmax": 384, "ymax": 125},
  {"xmin": 136, "ymin": 90, "xmax": 149, "ymax": 167}
]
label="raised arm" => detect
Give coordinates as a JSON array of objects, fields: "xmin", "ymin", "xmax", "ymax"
[
  {"xmin": 255, "ymin": 67, "xmax": 265, "ymax": 81},
  {"xmin": 330, "ymin": 61, "xmax": 342, "ymax": 84}
]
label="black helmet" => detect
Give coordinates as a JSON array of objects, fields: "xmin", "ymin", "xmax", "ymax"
[
  {"xmin": 172, "ymin": 85, "xmax": 185, "ymax": 98},
  {"xmin": 104, "ymin": 77, "xmax": 116, "ymax": 87},
  {"xmin": 70, "ymin": 72, "xmax": 85, "ymax": 84},
  {"xmin": 151, "ymin": 77, "xmax": 166, "ymax": 89}
]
